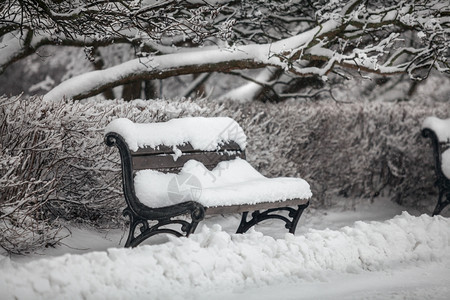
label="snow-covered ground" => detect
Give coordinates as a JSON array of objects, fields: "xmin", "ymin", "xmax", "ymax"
[{"xmin": 1, "ymin": 197, "xmax": 450, "ymax": 300}]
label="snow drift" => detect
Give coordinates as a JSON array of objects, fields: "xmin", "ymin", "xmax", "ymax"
[{"xmin": 1, "ymin": 212, "xmax": 449, "ymax": 300}]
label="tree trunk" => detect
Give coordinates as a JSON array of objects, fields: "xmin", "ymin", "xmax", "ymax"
[
  {"xmin": 122, "ymin": 81, "xmax": 142, "ymax": 101},
  {"xmin": 144, "ymin": 80, "xmax": 157, "ymax": 99},
  {"xmin": 91, "ymin": 48, "xmax": 115, "ymax": 99}
]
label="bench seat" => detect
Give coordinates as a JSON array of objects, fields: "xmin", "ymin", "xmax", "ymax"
[{"xmin": 134, "ymin": 158, "xmax": 311, "ymax": 208}]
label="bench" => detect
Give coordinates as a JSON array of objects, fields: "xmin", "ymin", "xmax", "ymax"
[
  {"xmin": 105, "ymin": 117, "xmax": 312, "ymax": 247},
  {"xmin": 422, "ymin": 116, "xmax": 450, "ymax": 215}
]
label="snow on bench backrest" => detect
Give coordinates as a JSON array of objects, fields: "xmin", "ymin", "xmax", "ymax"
[
  {"xmin": 422, "ymin": 116, "xmax": 450, "ymax": 143},
  {"xmin": 105, "ymin": 117, "xmax": 247, "ymax": 152}
]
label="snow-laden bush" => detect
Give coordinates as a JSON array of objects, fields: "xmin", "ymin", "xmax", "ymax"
[
  {"xmin": 0, "ymin": 96, "xmax": 209, "ymax": 253},
  {"xmin": 1, "ymin": 95, "xmax": 448, "ymax": 253}
]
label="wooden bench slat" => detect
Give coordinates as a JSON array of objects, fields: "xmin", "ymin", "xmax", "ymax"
[
  {"xmin": 131, "ymin": 141, "xmax": 242, "ymax": 156},
  {"xmin": 204, "ymin": 198, "xmax": 310, "ymax": 215},
  {"xmin": 132, "ymin": 151, "xmax": 245, "ymax": 170}
]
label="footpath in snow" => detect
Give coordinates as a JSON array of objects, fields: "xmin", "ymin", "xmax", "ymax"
[{"xmin": 1, "ymin": 209, "xmax": 450, "ymax": 300}]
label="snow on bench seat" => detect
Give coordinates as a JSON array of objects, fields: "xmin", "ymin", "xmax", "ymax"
[
  {"xmin": 105, "ymin": 117, "xmax": 247, "ymax": 152},
  {"xmin": 134, "ymin": 158, "xmax": 312, "ymax": 208},
  {"xmin": 442, "ymin": 150, "xmax": 450, "ymax": 179}
]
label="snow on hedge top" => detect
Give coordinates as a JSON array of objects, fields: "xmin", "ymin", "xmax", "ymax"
[
  {"xmin": 422, "ymin": 116, "xmax": 450, "ymax": 143},
  {"xmin": 105, "ymin": 117, "xmax": 246, "ymax": 151},
  {"xmin": 134, "ymin": 158, "xmax": 311, "ymax": 207}
]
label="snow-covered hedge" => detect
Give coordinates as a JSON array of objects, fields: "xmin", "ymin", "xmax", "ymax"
[
  {"xmin": 0, "ymin": 96, "xmax": 209, "ymax": 253},
  {"xmin": 235, "ymin": 100, "xmax": 449, "ymax": 208},
  {"xmin": 1, "ymin": 95, "xmax": 449, "ymax": 253}
]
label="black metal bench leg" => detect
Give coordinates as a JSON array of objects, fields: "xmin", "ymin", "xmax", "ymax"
[
  {"xmin": 288, "ymin": 202, "xmax": 309, "ymax": 234},
  {"xmin": 236, "ymin": 202, "xmax": 309, "ymax": 234},
  {"xmin": 122, "ymin": 205, "xmax": 205, "ymax": 247},
  {"xmin": 236, "ymin": 211, "xmax": 251, "ymax": 234},
  {"xmin": 124, "ymin": 222, "xmax": 137, "ymax": 248},
  {"xmin": 432, "ymin": 191, "xmax": 450, "ymax": 216},
  {"xmin": 123, "ymin": 209, "xmax": 146, "ymax": 248}
]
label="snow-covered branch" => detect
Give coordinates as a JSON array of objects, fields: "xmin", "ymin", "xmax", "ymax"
[
  {"xmin": 2, "ymin": 0, "xmax": 449, "ymax": 101},
  {"xmin": 44, "ymin": 18, "xmax": 342, "ymax": 101},
  {"xmin": 220, "ymin": 67, "xmax": 282, "ymax": 102},
  {"xmin": 0, "ymin": 0, "xmax": 232, "ymax": 73}
]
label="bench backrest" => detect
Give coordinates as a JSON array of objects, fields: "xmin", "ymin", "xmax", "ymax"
[
  {"xmin": 422, "ymin": 117, "xmax": 450, "ymax": 144},
  {"xmin": 105, "ymin": 117, "xmax": 247, "ymax": 173},
  {"xmin": 130, "ymin": 142, "xmax": 245, "ymax": 172},
  {"xmin": 422, "ymin": 117, "xmax": 450, "ymax": 153}
]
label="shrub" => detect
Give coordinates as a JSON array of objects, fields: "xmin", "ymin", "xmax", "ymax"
[{"xmin": 0, "ymin": 96, "xmax": 208, "ymax": 253}]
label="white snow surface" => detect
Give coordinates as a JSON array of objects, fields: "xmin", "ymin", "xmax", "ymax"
[
  {"xmin": 134, "ymin": 158, "xmax": 312, "ymax": 207},
  {"xmin": 1, "ymin": 209, "xmax": 450, "ymax": 300},
  {"xmin": 422, "ymin": 116, "xmax": 450, "ymax": 142},
  {"xmin": 105, "ymin": 117, "xmax": 246, "ymax": 152}
]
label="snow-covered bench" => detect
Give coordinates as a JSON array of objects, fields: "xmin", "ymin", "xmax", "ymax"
[
  {"xmin": 422, "ymin": 116, "xmax": 450, "ymax": 215},
  {"xmin": 105, "ymin": 117, "xmax": 312, "ymax": 247}
]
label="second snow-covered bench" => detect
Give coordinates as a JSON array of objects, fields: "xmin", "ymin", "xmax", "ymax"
[
  {"xmin": 422, "ymin": 116, "xmax": 450, "ymax": 215},
  {"xmin": 105, "ymin": 117, "xmax": 312, "ymax": 247}
]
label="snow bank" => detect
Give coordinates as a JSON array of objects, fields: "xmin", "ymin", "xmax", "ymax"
[
  {"xmin": 105, "ymin": 117, "xmax": 247, "ymax": 151},
  {"xmin": 135, "ymin": 158, "xmax": 312, "ymax": 207},
  {"xmin": 1, "ymin": 213, "xmax": 450, "ymax": 300}
]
